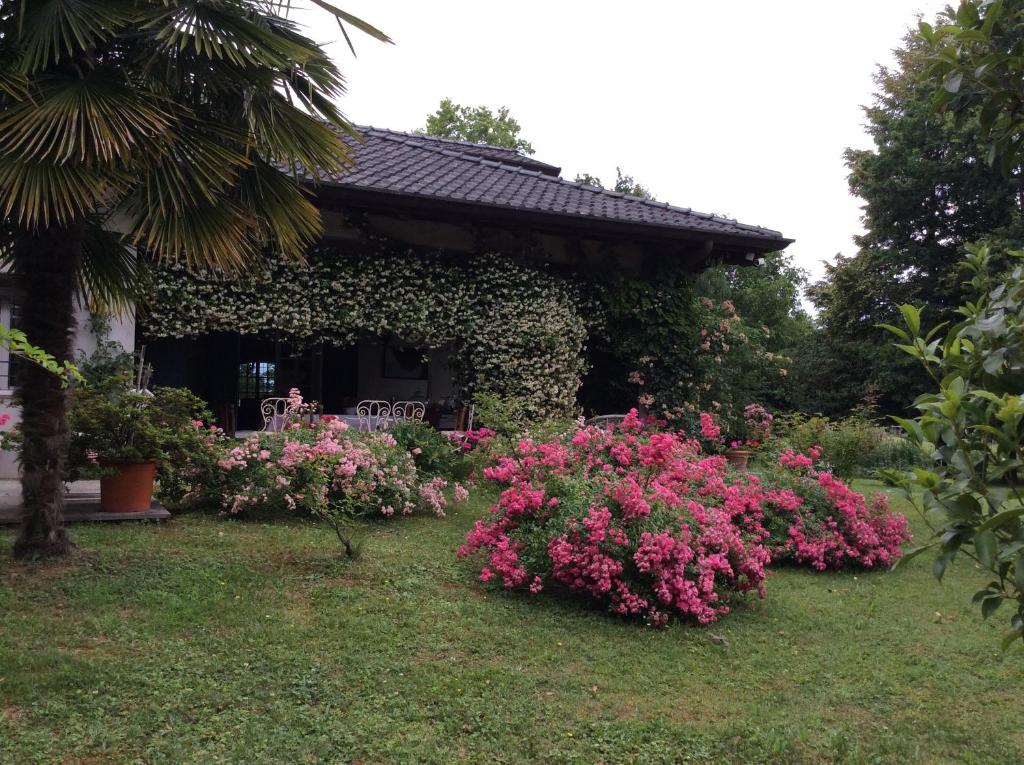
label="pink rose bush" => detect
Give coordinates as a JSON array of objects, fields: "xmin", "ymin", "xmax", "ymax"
[
  {"xmin": 459, "ymin": 410, "xmax": 911, "ymax": 625},
  {"xmin": 459, "ymin": 410, "xmax": 773, "ymax": 626},
  {"xmin": 760, "ymin": 447, "xmax": 911, "ymax": 570}
]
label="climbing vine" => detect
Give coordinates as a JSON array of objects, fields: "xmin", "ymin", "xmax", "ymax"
[{"xmin": 140, "ymin": 244, "xmax": 592, "ymax": 420}]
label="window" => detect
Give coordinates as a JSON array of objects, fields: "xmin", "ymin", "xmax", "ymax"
[
  {"xmin": 0, "ymin": 299, "xmax": 21, "ymax": 395},
  {"xmin": 237, "ymin": 361, "xmax": 276, "ymax": 400}
]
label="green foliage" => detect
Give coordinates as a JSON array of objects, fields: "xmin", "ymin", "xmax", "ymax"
[
  {"xmin": 388, "ymin": 420, "xmax": 459, "ymax": 478},
  {"xmin": 589, "ymin": 256, "xmax": 798, "ymax": 434},
  {"xmin": 767, "ymin": 412, "xmax": 922, "ymax": 479},
  {"xmin": 68, "ymin": 375, "xmax": 213, "ymax": 473},
  {"xmin": 74, "ymin": 313, "xmax": 134, "ymax": 385},
  {"xmin": 0, "ymin": 0, "xmax": 389, "ymax": 277},
  {"xmin": 809, "ymin": 24, "xmax": 1024, "ymax": 416},
  {"xmin": 0, "ymin": 325, "xmax": 81, "ymax": 386},
  {"xmin": 922, "ymin": 0, "xmax": 1024, "ymax": 173},
  {"xmin": 142, "ymin": 246, "xmax": 591, "ymax": 421},
  {"xmin": 573, "ymin": 168, "xmax": 654, "ymax": 199},
  {"xmin": 880, "ymin": 242, "xmax": 1024, "ymax": 649},
  {"xmin": 421, "ymin": 98, "xmax": 534, "ymax": 154},
  {"xmin": 694, "ymin": 252, "xmax": 813, "ymax": 411}
]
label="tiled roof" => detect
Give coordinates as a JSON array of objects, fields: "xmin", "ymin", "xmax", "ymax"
[{"xmin": 315, "ymin": 126, "xmax": 790, "ymax": 250}]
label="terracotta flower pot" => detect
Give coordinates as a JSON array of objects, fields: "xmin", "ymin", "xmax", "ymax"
[
  {"xmin": 725, "ymin": 448, "xmax": 752, "ymax": 471},
  {"xmin": 100, "ymin": 460, "xmax": 157, "ymax": 513}
]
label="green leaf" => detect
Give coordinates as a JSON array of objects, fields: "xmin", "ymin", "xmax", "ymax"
[
  {"xmin": 877, "ymin": 323, "xmax": 910, "ymax": 341},
  {"xmin": 981, "ymin": 595, "xmax": 1004, "ymax": 620},
  {"xmin": 976, "ymin": 506, "xmax": 1024, "ymax": 532},
  {"xmin": 891, "ymin": 542, "xmax": 939, "ymax": 570},
  {"xmin": 933, "ymin": 550, "xmax": 955, "ymax": 581},
  {"xmin": 899, "ymin": 304, "xmax": 922, "ymax": 335},
  {"xmin": 943, "ymin": 71, "xmax": 964, "ymax": 94},
  {"xmin": 974, "ymin": 529, "xmax": 997, "ymax": 568}
]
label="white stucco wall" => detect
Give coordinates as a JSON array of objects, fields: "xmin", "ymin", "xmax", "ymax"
[{"xmin": 0, "ymin": 306, "xmax": 135, "ymax": 480}]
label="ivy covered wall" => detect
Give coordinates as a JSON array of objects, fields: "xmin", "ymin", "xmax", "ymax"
[{"xmin": 140, "ymin": 244, "xmax": 592, "ymax": 420}]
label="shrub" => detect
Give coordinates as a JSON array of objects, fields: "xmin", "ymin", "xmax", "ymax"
[
  {"xmin": 67, "ymin": 375, "xmax": 217, "ymax": 494},
  {"xmin": 760, "ymin": 448, "xmax": 911, "ymax": 570},
  {"xmin": 387, "ymin": 419, "xmax": 459, "ymax": 478},
  {"xmin": 211, "ymin": 421, "xmax": 449, "ymax": 519},
  {"xmin": 767, "ymin": 412, "xmax": 885, "ymax": 479},
  {"xmin": 880, "ymin": 242, "xmax": 1024, "ymax": 649},
  {"xmin": 458, "ymin": 411, "xmax": 912, "ymax": 626},
  {"xmin": 866, "ymin": 433, "xmax": 928, "ymax": 472},
  {"xmin": 458, "ymin": 410, "xmax": 773, "ymax": 626}
]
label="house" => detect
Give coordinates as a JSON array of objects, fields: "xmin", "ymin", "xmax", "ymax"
[{"xmin": 0, "ymin": 127, "xmax": 790, "ymax": 473}]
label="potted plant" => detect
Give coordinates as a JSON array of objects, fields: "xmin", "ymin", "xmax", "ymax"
[
  {"xmin": 726, "ymin": 404, "xmax": 774, "ymax": 469},
  {"xmin": 69, "ymin": 376, "xmax": 213, "ymax": 512}
]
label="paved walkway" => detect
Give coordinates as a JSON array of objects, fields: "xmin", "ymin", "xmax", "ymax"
[{"xmin": 0, "ymin": 480, "xmax": 102, "ymax": 510}]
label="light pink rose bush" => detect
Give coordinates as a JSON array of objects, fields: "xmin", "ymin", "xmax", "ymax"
[
  {"xmin": 208, "ymin": 418, "xmax": 464, "ymax": 521},
  {"xmin": 458, "ymin": 410, "xmax": 911, "ymax": 626}
]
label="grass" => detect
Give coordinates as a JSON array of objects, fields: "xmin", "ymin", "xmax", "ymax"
[{"xmin": 1, "ymin": 480, "xmax": 1020, "ymax": 764}]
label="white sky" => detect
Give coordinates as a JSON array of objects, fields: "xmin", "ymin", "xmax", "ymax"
[{"xmin": 294, "ymin": 0, "xmax": 943, "ymax": 287}]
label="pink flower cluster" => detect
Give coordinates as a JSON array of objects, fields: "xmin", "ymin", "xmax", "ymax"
[
  {"xmin": 450, "ymin": 427, "xmax": 497, "ymax": 453},
  {"xmin": 459, "ymin": 414, "xmax": 912, "ymax": 625},
  {"xmin": 214, "ymin": 420, "xmax": 464, "ymax": 520},
  {"xmin": 762, "ymin": 448, "xmax": 910, "ymax": 570},
  {"xmin": 459, "ymin": 410, "xmax": 773, "ymax": 626}
]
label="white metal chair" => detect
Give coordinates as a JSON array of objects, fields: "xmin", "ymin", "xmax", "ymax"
[
  {"xmin": 585, "ymin": 414, "xmax": 628, "ymax": 429},
  {"xmin": 356, "ymin": 400, "xmax": 392, "ymax": 431},
  {"xmin": 391, "ymin": 400, "xmax": 426, "ymax": 422},
  {"xmin": 356, "ymin": 400, "xmax": 426, "ymax": 431},
  {"xmin": 260, "ymin": 397, "xmax": 298, "ymax": 432}
]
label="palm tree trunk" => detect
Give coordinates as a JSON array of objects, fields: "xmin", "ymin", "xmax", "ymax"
[{"xmin": 12, "ymin": 224, "xmax": 82, "ymax": 560}]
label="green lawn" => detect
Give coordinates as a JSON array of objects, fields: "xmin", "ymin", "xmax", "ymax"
[{"xmin": 1, "ymin": 482, "xmax": 1020, "ymax": 764}]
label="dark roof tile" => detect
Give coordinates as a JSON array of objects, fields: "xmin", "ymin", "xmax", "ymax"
[{"xmin": 313, "ymin": 126, "xmax": 790, "ymax": 249}]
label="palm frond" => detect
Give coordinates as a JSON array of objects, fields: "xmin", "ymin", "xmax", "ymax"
[
  {"xmin": 236, "ymin": 157, "xmax": 321, "ymax": 259},
  {"xmin": 0, "ymin": 157, "xmax": 119, "ymax": 227},
  {"xmin": 304, "ymin": 0, "xmax": 393, "ymax": 52},
  {"xmin": 123, "ymin": 187, "xmax": 259, "ymax": 271},
  {"xmin": 15, "ymin": 0, "xmax": 133, "ymax": 74},
  {"xmin": 0, "ymin": 71, "xmax": 174, "ymax": 164},
  {"xmin": 79, "ymin": 220, "xmax": 145, "ymax": 310},
  {"xmin": 140, "ymin": 1, "xmax": 319, "ymax": 70},
  {"xmin": 247, "ymin": 90, "xmax": 352, "ymax": 176}
]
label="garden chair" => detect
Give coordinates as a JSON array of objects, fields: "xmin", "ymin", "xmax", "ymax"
[
  {"xmin": 449, "ymin": 404, "xmax": 476, "ymax": 452},
  {"xmin": 391, "ymin": 401, "xmax": 426, "ymax": 422},
  {"xmin": 260, "ymin": 397, "xmax": 297, "ymax": 432},
  {"xmin": 356, "ymin": 400, "xmax": 393, "ymax": 431},
  {"xmin": 585, "ymin": 414, "xmax": 627, "ymax": 429}
]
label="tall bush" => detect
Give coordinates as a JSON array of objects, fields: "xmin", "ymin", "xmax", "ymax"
[{"xmin": 881, "ymin": 242, "xmax": 1024, "ymax": 649}]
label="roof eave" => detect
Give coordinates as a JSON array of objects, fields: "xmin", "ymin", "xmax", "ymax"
[{"xmin": 312, "ymin": 182, "xmax": 792, "ymax": 255}]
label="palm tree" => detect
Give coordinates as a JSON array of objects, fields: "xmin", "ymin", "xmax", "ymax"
[{"xmin": 0, "ymin": 1, "xmax": 389, "ymax": 559}]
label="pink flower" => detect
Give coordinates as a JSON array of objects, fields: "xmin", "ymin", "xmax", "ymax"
[{"xmin": 699, "ymin": 412, "xmax": 721, "ymax": 441}]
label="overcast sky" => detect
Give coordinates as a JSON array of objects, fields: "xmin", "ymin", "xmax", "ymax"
[{"xmin": 295, "ymin": 0, "xmax": 944, "ymax": 288}]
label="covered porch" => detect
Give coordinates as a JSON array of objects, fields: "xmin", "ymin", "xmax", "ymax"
[{"xmin": 144, "ymin": 333, "xmax": 458, "ymax": 433}]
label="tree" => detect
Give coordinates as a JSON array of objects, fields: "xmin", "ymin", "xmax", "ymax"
[
  {"xmin": 421, "ymin": 99, "xmax": 534, "ymax": 153},
  {"xmin": 695, "ymin": 252, "xmax": 815, "ymax": 411},
  {"xmin": 0, "ymin": 0, "xmax": 388, "ymax": 559},
  {"xmin": 574, "ymin": 168, "xmax": 654, "ymax": 199},
  {"xmin": 922, "ymin": 0, "xmax": 1024, "ymax": 173},
  {"xmin": 811, "ymin": 27, "xmax": 1024, "ymax": 415}
]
